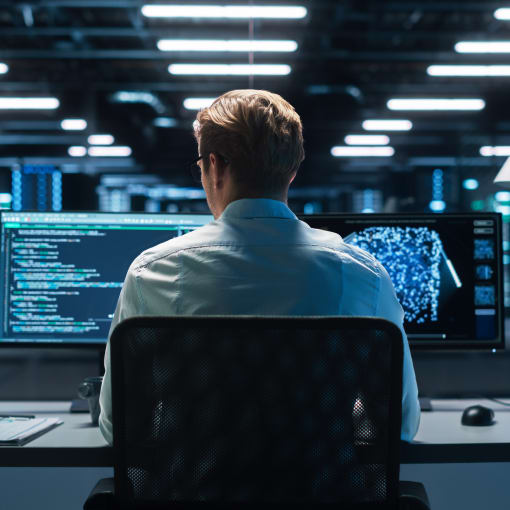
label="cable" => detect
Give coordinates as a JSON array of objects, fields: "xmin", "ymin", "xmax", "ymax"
[{"xmin": 485, "ymin": 397, "xmax": 510, "ymax": 407}]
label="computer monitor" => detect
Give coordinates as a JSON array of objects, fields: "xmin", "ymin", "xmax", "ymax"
[
  {"xmin": 301, "ymin": 213, "xmax": 504, "ymax": 349},
  {"xmin": 0, "ymin": 211, "xmax": 213, "ymax": 346}
]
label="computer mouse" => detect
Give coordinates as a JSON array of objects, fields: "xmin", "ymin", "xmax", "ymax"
[{"xmin": 461, "ymin": 405, "xmax": 495, "ymax": 426}]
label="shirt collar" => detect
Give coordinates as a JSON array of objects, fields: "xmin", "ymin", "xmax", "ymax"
[{"xmin": 219, "ymin": 198, "xmax": 298, "ymax": 221}]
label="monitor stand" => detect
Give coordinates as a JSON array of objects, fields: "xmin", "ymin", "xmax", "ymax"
[
  {"xmin": 69, "ymin": 348, "xmax": 106, "ymax": 413},
  {"xmin": 419, "ymin": 397, "xmax": 433, "ymax": 412}
]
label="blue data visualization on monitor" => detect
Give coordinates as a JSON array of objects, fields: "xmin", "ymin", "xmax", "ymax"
[
  {"xmin": 0, "ymin": 212, "xmax": 213, "ymax": 345},
  {"xmin": 301, "ymin": 213, "xmax": 504, "ymax": 349}
]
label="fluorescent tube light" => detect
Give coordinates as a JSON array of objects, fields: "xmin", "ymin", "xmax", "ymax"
[
  {"xmin": 142, "ymin": 5, "xmax": 307, "ymax": 19},
  {"xmin": 455, "ymin": 41, "xmax": 510, "ymax": 53},
  {"xmin": 153, "ymin": 117, "xmax": 178, "ymax": 127},
  {"xmin": 88, "ymin": 134, "xmax": 115, "ymax": 145},
  {"xmin": 61, "ymin": 119, "xmax": 87, "ymax": 131},
  {"xmin": 345, "ymin": 135, "xmax": 390, "ymax": 145},
  {"xmin": 427, "ymin": 65, "xmax": 510, "ymax": 76},
  {"xmin": 0, "ymin": 97, "xmax": 59, "ymax": 109},
  {"xmin": 169, "ymin": 64, "xmax": 291, "ymax": 75},
  {"xmin": 157, "ymin": 39, "xmax": 297, "ymax": 52},
  {"xmin": 0, "ymin": 63, "xmax": 8, "ymax": 74},
  {"xmin": 387, "ymin": 98, "xmax": 485, "ymax": 111},
  {"xmin": 480, "ymin": 146, "xmax": 510, "ymax": 156},
  {"xmin": 495, "ymin": 8, "xmax": 510, "ymax": 20},
  {"xmin": 68, "ymin": 146, "xmax": 87, "ymax": 157},
  {"xmin": 331, "ymin": 146, "xmax": 395, "ymax": 157},
  {"xmin": 88, "ymin": 146, "xmax": 132, "ymax": 157},
  {"xmin": 183, "ymin": 98, "xmax": 216, "ymax": 110},
  {"xmin": 362, "ymin": 119, "xmax": 412, "ymax": 131}
]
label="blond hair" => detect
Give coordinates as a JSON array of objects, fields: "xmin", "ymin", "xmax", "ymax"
[{"xmin": 194, "ymin": 89, "xmax": 304, "ymax": 196}]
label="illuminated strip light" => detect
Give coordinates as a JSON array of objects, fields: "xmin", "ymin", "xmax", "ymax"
[
  {"xmin": 455, "ymin": 41, "xmax": 510, "ymax": 53},
  {"xmin": 362, "ymin": 119, "xmax": 412, "ymax": 131},
  {"xmin": 495, "ymin": 8, "xmax": 510, "ymax": 20},
  {"xmin": 88, "ymin": 146, "xmax": 132, "ymax": 157},
  {"xmin": 446, "ymin": 259, "xmax": 462, "ymax": 288},
  {"xmin": 61, "ymin": 118, "xmax": 87, "ymax": 130},
  {"xmin": 0, "ymin": 97, "xmax": 59, "ymax": 109},
  {"xmin": 387, "ymin": 98, "xmax": 485, "ymax": 111},
  {"xmin": 68, "ymin": 146, "xmax": 87, "ymax": 157},
  {"xmin": 169, "ymin": 64, "xmax": 291, "ymax": 75},
  {"xmin": 88, "ymin": 134, "xmax": 114, "ymax": 145},
  {"xmin": 183, "ymin": 98, "xmax": 216, "ymax": 110},
  {"xmin": 0, "ymin": 63, "xmax": 8, "ymax": 74},
  {"xmin": 428, "ymin": 65, "xmax": 510, "ymax": 76},
  {"xmin": 141, "ymin": 5, "xmax": 307, "ymax": 19},
  {"xmin": 480, "ymin": 146, "xmax": 510, "ymax": 156},
  {"xmin": 331, "ymin": 146, "xmax": 395, "ymax": 157},
  {"xmin": 158, "ymin": 39, "xmax": 297, "ymax": 52},
  {"xmin": 345, "ymin": 135, "xmax": 389, "ymax": 145}
]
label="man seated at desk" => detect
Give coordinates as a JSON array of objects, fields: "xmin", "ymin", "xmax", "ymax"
[{"xmin": 98, "ymin": 89, "xmax": 420, "ymax": 444}]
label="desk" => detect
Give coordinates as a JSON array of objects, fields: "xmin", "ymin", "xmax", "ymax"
[{"xmin": 2, "ymin": 399, "xmax": 510, "ymax": 466}]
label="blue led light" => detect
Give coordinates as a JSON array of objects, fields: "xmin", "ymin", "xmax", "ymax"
[
  {"xmin": 429, "ymin": 199, "xmax": 446, "ymax": 212},
  {"xmin": 462, "ymin": 178, "xmax": 479, "ymax": 190}
]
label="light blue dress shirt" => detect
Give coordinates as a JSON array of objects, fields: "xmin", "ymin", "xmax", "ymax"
[{"xmin": 99, "ymin": 198, "xmax": 420, "ymax": 444}]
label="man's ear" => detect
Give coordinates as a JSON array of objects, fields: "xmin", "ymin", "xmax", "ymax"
[{"xmin": 208, "ymin": 152, "xmax": 226, "ymax": 188}]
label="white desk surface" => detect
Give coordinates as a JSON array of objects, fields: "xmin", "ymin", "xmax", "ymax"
[{"xmin": 2, "ymin": 399, "xmax": 510, "ymax": 465}]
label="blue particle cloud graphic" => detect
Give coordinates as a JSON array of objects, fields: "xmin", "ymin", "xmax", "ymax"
[{"xmin": 346, "ymin": 227, "xmax": 443, "ymax": 324}]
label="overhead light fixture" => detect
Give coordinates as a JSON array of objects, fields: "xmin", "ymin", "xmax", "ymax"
[
  {"xmin": 153, "ymin": 117, "xmax": 178, "ymax": 127},
  {"xmin": 183, "ymin": 98, "xmax": 216, "ymax": 110},
  {"xmin": 387, "ymin": 98, "xmax": 485, "ymax": 111},
  {"xmin": 495, "ymin": 8, "xmax": 510, "ymax": 20},
  {"xmin": 88, "ymin": 134, "xmax": 115, "ymax": 145},
  {"xmin": 0, "ymin": 63, "xmax": 8, "ymax": 74},
  {"xmin": 68, "ymin": 146, "xmax": 87, "ymax": 157},
  {"xmin": 141, "ymin": 5, "xmax": 307, "ymax": 19},
  {"xmin": 462, "ymin": 178, "xmax": 479, "ymax": 190},
  {"xmin": 60, "ymin": 118, "xmax": 87, "ymax": 131},
  {"xmin": 88, "ymin": 146, "xmax": 132, "ymax": 157},
  {"xmin": 362, "ymin": 119, "xmax": 412, "ymax": 131},
  {"xmin": 427, "ymin": 65, "xmax": 510, "ymax": 76},
  {"xmin": 455, "ymin": 41, "xmax": 510, "ymax": 53},
  {"xmin": 344, "ymin": 135, "xmax": 390, "ymax": 145},
  {"xmin": 0, "ymin": 97, "xmax": 59, "ymax": 109},
  {"xmin": 330, "ymin": 146, "xmax": 395, "ymax": 157},
  {"xmin": 111, "ymin": 91, "xmax": 166, "ymax": 114},
  {"xmin": 480, "ymin": 146, "xmax": 510, "ymax": 156},
  {"xmin": 157, "ymin": 39, "xmax": 298, "ymax": 52},
  {"xmin": 169, "ymin": 64, "xmax": 291, "ymax": 75},
  {"xmin": 494, "ymin": 158, "xmax": 510, "ymax": 186}
]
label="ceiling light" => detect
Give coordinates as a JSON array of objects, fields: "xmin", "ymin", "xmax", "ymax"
[
  {"xmin": 169, "ymin": 64, "xmax": 291, "ymax": 75},
  {"xmin": 0, "ymin": 97, "xmax": 59, "ymax": 109},
  {"xmin": 462, "ymin": 178, "xmax": 479, "ymax": 190},
  {"xmin": 141, "ymin": 5, "xmax": 307, "ymax": 19},
  {"xmin": 387, "ymin": 98, "xmax": 485, "ymax": 111},
  {"xmin": 153, "ymin": 117, "xmax": 178, "ymax": 127},
  {"xmin": 362, "ymin": 119, "xmax": 412, "ymax": 131},
  {"xmin": 427, "ymin": 65, "xmax": 510, "ymax": 76},
  {"xmin": 480, "ymin": 146, "xmax": 510, "ymax": 157},
  {"xmin": 455, "ymin": 41, "xmax": 510, "ymax": 53},
  {"xmin": 495, "ymin": 8, "xmax": 510, "ymax": 20},
  {"xmin": 330, "ymin": 146, "xmax": 395, "ymax": 157},
  {"xmin": 88, "ymin": 134, "xmax": 115, "ymax": 145},
  {"xmin": 68, "ymin": 146, "xmax": 87, "ymax": 157},
  {"xmin": 344, "ymin": 135, "xmax": 390, "ymax": 145},
  {"xmin": 0, "ymin": 63, "xmax": 8, "ymax": 74},
  {"xmin": 183, "ymin": 98, "xmax": 216, "ymax": 110},
  {"xmin": 60, "ymin": 119, "xmax": 87, "ymax": 131},
  {"xmin": 157, "ymin": 39, "xmax": 298, "ymax": 52},
  {"xmin": 88, "ymin": 146, "xmax": 132, "ymax": 157}
]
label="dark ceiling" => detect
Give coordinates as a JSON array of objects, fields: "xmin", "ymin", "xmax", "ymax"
[{"xmin": 0, "ymin": 0, "xmax": 509, "ymax": 191}]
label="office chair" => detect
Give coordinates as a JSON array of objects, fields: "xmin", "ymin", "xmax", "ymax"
[{"xmin": 85, "ymin": 316, "xmax": 430, "ymax": 510}]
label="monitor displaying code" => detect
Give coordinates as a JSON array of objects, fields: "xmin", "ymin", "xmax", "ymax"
[
  {"xmin": 0, "ymin": 212, "xmax": 213, "ymax": 345},
  {"xmin": 301, "ymin": 213, "xmax": 504, "ymax": 349}
]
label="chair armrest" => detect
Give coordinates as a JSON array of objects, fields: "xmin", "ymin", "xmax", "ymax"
[
  {"xmin": 399, "ymin": 481, "xmax": 431, "ymax": 510},
  {"xmin": 83, "ymin": 477, "xmax": 116, "ymax": 510}
]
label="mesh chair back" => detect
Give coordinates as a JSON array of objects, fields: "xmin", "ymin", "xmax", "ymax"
[{"xmin": 111, "ymin": 316, "xmax": 403, "ymax": 509}]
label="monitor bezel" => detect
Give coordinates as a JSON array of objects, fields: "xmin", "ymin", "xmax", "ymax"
[
  {"xmin": 300, "ymin": 212, "xmax": 505, "ymax": 351},
  {"xmin": 0, "ymin": 210, "xmax": 214, "ymax": 348}
]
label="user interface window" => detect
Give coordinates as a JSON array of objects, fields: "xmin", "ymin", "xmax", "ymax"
[
  {"xmin": 0, "ymin": 212, "xmax": 213, "ymax": 345},
  {"xmin": 302, "ymin": 214, "xmax": 504, "ymax": 348}
]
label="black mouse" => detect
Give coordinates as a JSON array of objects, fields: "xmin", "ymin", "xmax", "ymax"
[{"xmin": 461, "ymin": 405, "xmax": 495, "ymax": 426}]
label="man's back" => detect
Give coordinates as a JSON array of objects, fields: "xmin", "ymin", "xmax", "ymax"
[{"xmin": 99, "ymin": 199, "xmax": 420, "ymax": 444}]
